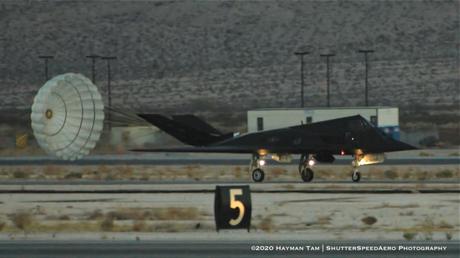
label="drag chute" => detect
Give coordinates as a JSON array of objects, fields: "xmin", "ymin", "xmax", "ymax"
[{"xmin": 31, "ymin": 73, "xmax": 104, "ymax": 160}]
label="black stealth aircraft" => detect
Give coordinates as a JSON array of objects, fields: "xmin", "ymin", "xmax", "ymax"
[{"xmin": 134, "ymin": 114, "xmax": 416, "ymax": 182}]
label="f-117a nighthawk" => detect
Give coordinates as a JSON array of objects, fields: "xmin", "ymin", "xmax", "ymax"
[{"xmin": 133, "ymin": 114, "xmax": 416, "ymax": 182}]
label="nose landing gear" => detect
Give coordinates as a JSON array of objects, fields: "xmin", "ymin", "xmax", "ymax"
[
  {"xmin": 351, "ymin": 158, "xmax": 361, "ymax": 183},
  {"xmin": 299, "ymin": 154, "xmax": 315, "ymax": 182},
  {"xmin": 352, "ymin": 170, "xmax": 361, "ymax": 182}
]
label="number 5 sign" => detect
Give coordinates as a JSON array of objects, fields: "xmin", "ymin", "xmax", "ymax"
[{"xmin": 214, "ymin": 185, "xmax": 251, "ymax": 232}]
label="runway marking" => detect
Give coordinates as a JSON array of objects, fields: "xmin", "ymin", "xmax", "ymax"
[{"xmin": 0, "ymin": 189, "xmax": 458, "ymax": 194}]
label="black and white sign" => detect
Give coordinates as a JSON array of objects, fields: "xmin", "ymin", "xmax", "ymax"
[{"xmin": 214, "ymin": 185, "xmax": 251, "ymax": 232}]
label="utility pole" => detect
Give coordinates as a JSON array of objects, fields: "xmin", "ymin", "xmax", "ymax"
[
  {"xmin": 320, "ymin": 53, "xmax": 335, "ymax": 107},
  {"xmin": 38, "ymin": 55, "xmax": 54, "ymax": 81},
  {"xmin": 101, "ymin": 56, "xmax": 117, "ymax": 131},
  {"xmin": 358, "ymin": 50, "xmax": 374, "ymax": 106},
  {"xmin": 294, "ymin": 51, "xmax": 310, "ymax": 108},
  {"xmin": 86, "ymin": 54, "xmax": 100, "ymax": 84}
]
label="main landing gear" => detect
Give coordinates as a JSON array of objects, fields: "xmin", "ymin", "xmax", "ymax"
[
  {"xmin": 298, "ymin": 154, "xmax": 314, "ymax": 182},
  {"xmin": 250, "ymin": 154, "xmax": 265, "ymax": 182}
]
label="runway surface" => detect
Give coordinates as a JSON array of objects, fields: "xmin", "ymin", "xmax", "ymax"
[
  {"xmin": 0, "ymin": 179, "xmax": 457, "ymax": 185},
  {"xmin": 0, "ymin": 240, "xmax": 458, "ymax": 258},
  {"xmin": 1, "ymin": 155, "xmax": 459, "ymax": 166}
]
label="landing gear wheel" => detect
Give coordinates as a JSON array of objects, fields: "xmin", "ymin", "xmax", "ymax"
[
  {"xmin": 352, "ymin": 171, "xmax": 361, "ymax": 182},
  {"xmin": 301, "ymin": 167, "xmax": 314, "ymax": 182},
  {"xmin": 252, "ymin": 168, "xmax": 265, "ymax": 182}
]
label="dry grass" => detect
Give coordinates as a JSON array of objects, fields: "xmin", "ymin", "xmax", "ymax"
[
  {"xmin": 233, "ymin": 166, "xmax": 243, "ymax": 179},
  {"xmin": 317, "ymin": 215, "xmax": 332, "ymax": 225},
  {"xmin": 258, "ymin": 216, "xmax": 274, "ymax": 232},
  {"xmin": 448, "ymin": 152, "xmax": 460, "ymax": 156},
  {"xmin": 418, "ymin": 151, "xmax": 434, "ymax": 157},
  {"xmin": 43, "ymin": 165, "xmax": 60, "ymax": 176},
  {"xmin": 100, "ymin": 216, "xmax": 114, "ymax": 231},
  {"xmin": 11, "ymin": 212, "xmax": 34, "ymax": 231},
  {"xmin": 399, "ymin": 211, "xmax": 415, "ymax": 216},
  {"xmin": 282, "ymin": 184, "xmax": 295, "ymax": 190},
  {"xmin": 149, "ymin": 207, "xmax": 201, "ymax": 220},
  {"xmin": 87, "ymin": 210, "xmax": 104, "ymax": 220},
  {"xmin": 132, "ymin": 220, "xmax": 147, "ymax": 232},
  {"xmin": 383, "ymin": 170, "xmax": 398, "ymax": 179},
  {"xmin": 436, "ymin": 170, "xmax": 454, "ymax": 178},
  {"xmin": 438, "ymin": 221, "xmax": 454, "ymax": 229},
  {"xmin": 403, "ymin": 232, "xmax": 417, "ymax": 240},
  {"xmin": 64, "ymin": 172, "xmax": 83, "ymax": 179},
  {"xmin": 416, "ymin": 171, "xmax": 430, "ymax": 180},
  {"xmin": 88, "ymin": 207, "xmax": 203, "ymax": 223},
  {"xmin": 271, "ymin": 167, "xmax": 287, "ymax": 178},
  {"xmin": 2, "ymin": 163, "xmax": 459, "ymax": 181},
  {"xmin": 13, "ymin": 170, "xmax": 28, "ymax": 179},
  {"xmin": 371, "ymin": 203, "xmax": 420, "ymax": 209},
  {"xmin": 58, "ymin": 215, "xmax": 70, "ymax": 220},
  {"xmin": 0, "ymin": 221, "xmax": 5, "ymax": 231},
  {"xmin": 397, "ymin": 217, "xmax": 456, "ymax": 235},
  {"xmin": 98, "ymin": 165, "xmax": 110, "ymax": 175},
  {"xmin": 116, "ymin": 166, "xmax": 134, "ymax": 179}
]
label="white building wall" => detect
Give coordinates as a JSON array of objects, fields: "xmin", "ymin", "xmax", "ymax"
[
  {"xmin": 377, "ymin": 108, "xmax": 399, "ymax": 127},
  {"xmin": 247, "ymin": 107, "xmax": 399, "ymax": 132},
  {"xmin": 312, "ymin": 109, "xmax": 377, "ymax": 123}
]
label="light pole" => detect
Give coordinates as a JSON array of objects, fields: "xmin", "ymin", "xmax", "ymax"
[
  {"xmin": 38, "ymin": 55, "xmax": 54, "ymax": 81},
  {"xmin": 294, "ymin": 51, "xmax": 309, "ymax": 108},
  {"xmin": 320, "ymin": 53, "xmax": 335, "ymax": 107},
  {"xmin": 101, "ymin": 56, "xmax": 117, "ymax": 130},
  {"xmin": 358, "ymin": 50, "xmax": 374, "ymax": 106},
  {"xmin": 86, "ymin": 54, "xmax": 100, "ymax": 84}
]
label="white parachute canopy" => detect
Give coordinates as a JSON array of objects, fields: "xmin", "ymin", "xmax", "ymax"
[{"xmin": 31, "ymin": 73, "xmax": 104, "ymax": 160}]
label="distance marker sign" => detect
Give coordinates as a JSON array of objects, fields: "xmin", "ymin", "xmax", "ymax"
[{"xmin": 214, "ymin": 185, "xmax": 251, "ymax": 231}]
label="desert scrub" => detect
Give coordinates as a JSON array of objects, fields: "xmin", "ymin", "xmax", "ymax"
[
  {"xmin": 233, "ymin": 166, "xmax": 243, "ymax": 179},
  {"xmin": 100, "ymin": 216, "xmax": 114, "ymax": 231},
  {"xmin": 435, "ymin": 170, "xmax": 453, "ymax": 178},
  {"xmin": 448, "ymin": 152, "xmax": 459, "ymax": 157},
  {"xmin": 361, "ymin": 216, "xmax": 377, "ymax": 226},
  {"xmin": 383, "ymin": 170, "xmax": 398, "ymax": 179},
  {"xmin": 99, "ymin": 207, "xmax": 202, "ymax": 221},
  {"xmin": 64, "ymin": 172, "xmax": 83, "ymax": 179},
  {"xmin": 258, "ymin": 216, "xmax": 274, "ymax": 232},
  {"xmin": 13, "ymin": 170, "xmax": 28, "ymax": 179},
  {"xmin": 11, "ymin": 212, "xmax": 34, "ymax": 231},
  {"xmin": 317, "ymin": 215, "xmax": 332, "ymax": 225},
  {"xmin": 132, "ymin": 220, "xmax": 147, "ymax": 232},
  {"xmin": 87, "ymin": 209, "xmax": 104, "ymax": 220},
  {"xmin": 418, "ymin": 151, "xmax": 434, "ymax": 157},
  {"xmin": 403, "ymin": 232, "xmax": 417, "ymax": 240},
  {"xmin": 271, "ymin": 167, "xmax": 287, "ymax": 178}
]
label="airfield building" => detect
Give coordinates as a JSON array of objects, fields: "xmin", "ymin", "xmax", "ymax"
[{"xmin": 247, "ymin": 107, "xmax": 400, "ymax": 140}]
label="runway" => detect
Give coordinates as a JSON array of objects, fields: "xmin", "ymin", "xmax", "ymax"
[
  {"xmin": 0, "ymin": 240, "xmax": 458, "ymax": 258},
  {"xmin": 1, "ymin": 155, "xmax": 459, "ymax": 166},
  {"xmin": 0, "ymin": 179, "xmax": 457, "ymax": 185}
]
